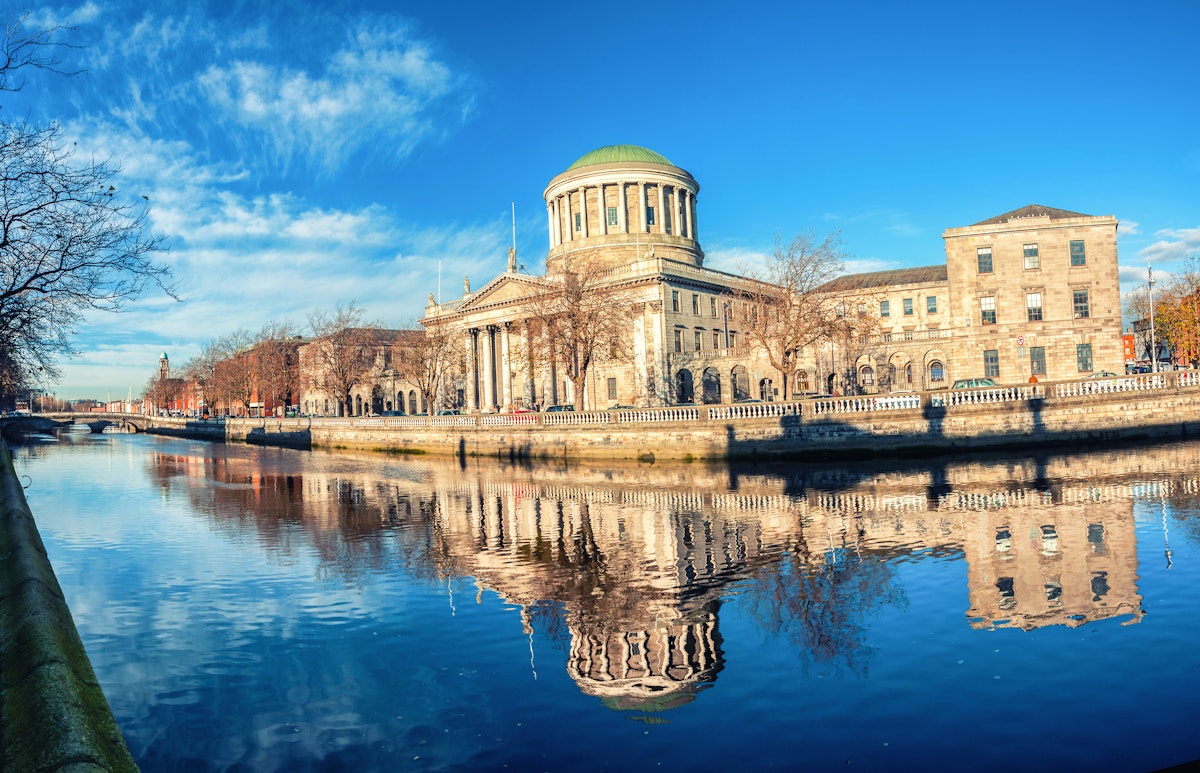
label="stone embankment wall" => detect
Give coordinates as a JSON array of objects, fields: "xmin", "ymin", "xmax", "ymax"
[
  {"xmin": 128, "ymin": 372, "xmax": 1200, "ymax": 462},
  {"xmin": 0, "ymin": 441, "xmax": 137, "ymax": 771}
]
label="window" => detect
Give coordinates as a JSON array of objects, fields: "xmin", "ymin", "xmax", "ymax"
[
  {"xmin": 674, "ymin": 329, "xmax": 682, "ymax": 353},
  {"xmin": 1077, "ymin": 343, "xmax": 1093, "ymax": 371},
  {"xmin": 904, "ymin": 330, "xmax": 914, "ymax": 341},
  {"xmin": 607, "ymin": 378, "xmax": 617, "ymax": 401},
  {"xmin": 1070, "ymin": 240, "xmax": 1086, "ymax": 266},
  {"xmin": 880, "ymin": 300, "xmax": 891, "ymax": 318},
  {"xmin": 903, "ymin": 298, "xmax": 914, "ymax": 316},
  {"xmin": 977, "ymin": 247, "xmax": 993, "ymax": 273},
  {"xmin": 930, "ymin": 361, "xmax": 945, "ymax": 382},
  {"xmin": 981, "ymin": 296, "xmax": 997, "ymax": 325},
  {"xmin": 883, "ymin": 333, "xmax": 893, "ymax": 342},
  {"xmin": 607, "ymin": 206, "xmax": 618, "ymax": 226},
  {"xmin": 712, "ymin": 332, "xmax": 721, "ymax": 349},
  {"xmin": 1023, "ymin": 243, "xmax": 1040, "ymax": 270},
  {"xmin": 574, "ymin": 212, "xmax": 581, "ymax": 231},
  {"xmin": 694, "ymin": 331, "xmax": 702, "ymax": 350},
  {"xmin": 1073, "ymin": 289, "xmax": 1090, "ymax": 319},
  {"xmin": 1030, "ymin": 346, "xmax": 1046, "ymax": 375},
  {"xmin": 671, "ymin": 290, "xmax": 680, "ymax": 312},
  {"xmin": 927, "ymin": 296, "xmax": 938, "ymax": 313},
  {"xmin": 710, "ymin": 297, "xmax": 717, "ymax": 317},
  {"xmin": 861, "ymin": 366, "xmax": 875, "ymax": 386},
  {"xmin": 692, "ymin": 294, "xmax": 699, "ymax": 315},
  {"xmin": 984, "ymin": 349, "xmax": 1000, "ymax": 378},
  {"xmin": 646, "ymin": 206, "xmax": 656, "ymax": 226},
  {"xmin": 857, "ymin": 303, "xmax": 868, "ymax": 317},
  {"xmin": 729, "ymin": 331, "xmax": 738, "ymax": 348},
  {"xmin": 1026, "ymin": 292, "xmax": 1043, "ymax": 322}
]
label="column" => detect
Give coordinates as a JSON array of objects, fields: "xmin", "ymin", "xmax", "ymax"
[
  {"xmin": 674, "ymin": 187, "xmax": 683, "ymax": 237},
  {"xmin": 618, "ymin": 181, "xmax": 628, "ymax": 234},
  {"xmin": 648, "ymin": 301, "xmax": 665, "ymax": 405},
  {"xmin": 633, "ymin": 304, "xmax": 648, "ymax": 400},
  {"xmin": 564, "ymin": 194, "xmax": 573, "ymax": 243},
  {"xmin": 638, "ymin": 182, "xmax": 646, "ymax": 233},
  {"xmin": 481, "ymin": 326, "xmax": 496, "ymax": 411},
  {"xmin": 553, "ymin": 197, "xmax": 562, "ymax": 246},
  {"xmin": 465, "ymin": 330, "xmax": 478, "ymax": 412},
  {"xmin": 598, "ymin": 183, "xmax": 607, "ymax": 235},
  {"xmin": 580, "ymin": 187, "xmax": 588, "ymax": 238},
  {"xmin": 657, "ymin": 183, "xmax": 666, "ymax": 234},
  {"xmin": 547, "ymin": 203, "xmax": 556, "ymax": 249},
  {"xmin": 684, "ymin": 190, "xmax": 694, "ymax": 241},
  {"xmin": 500, "ymin": 322, "xmax": 512, "ymax": 411}
]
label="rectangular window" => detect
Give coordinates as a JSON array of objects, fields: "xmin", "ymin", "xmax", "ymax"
[
  {"xmin": 984, "ymin": 349, "xmax": 1000, "ymax": 378},
  {"xmin": 1023, "ymin": 243, "xmax": 1040, "ymax": 270},
  {"xmin": 903, "ymin": 298, "xmax": 914, "ymax": 316},
  {"xmin": 883, "ymin": 333, "xmax": 893, "ymax": 342},
  {"xmin": 710, "ymin": 297, "xmax": 717, "ymax": 317},
  {"xmin": 574, "ymin": 212, "xmax": 581, "ymax": 231},
  {"xmin": 1030, "ymin": 346, "xmax": 1046, "ymax": 375},
  {"xmin": 927, "ymin": 296, "xmax": 938, "ymax": 313},
  {"xmin": 904, "ymin": 330, "xmax": 914, "ymax": 341},
  {"xmin": 712, "ymin": 332, "xmax": 720, "ymax": 349},
  {"xmin": 981, "ymin": 296, "xmax": 997, "ymax": 325},
  {"xmin": 607, "ymin": 206, "xmax": 618, "ymax": 226},
  {"xmin": 694, "ymin": 331, "xmax": 702, "ymax": 351},
  {"xmin": 1073, "ymin": 289, "xmax": 1090, "ymax": 318},
  {"xmin": 1070, "ymin": 240, "xmax": 1086, "ymax": 266},
  {"xmin": 671, "ymin": 290, "xmax": 680, "ymax": 312},
  {"xmin": 729, "ymin": 331, "xmax": 738, "ymax": 349},
  {"xmin": 880, "ymin": 300, "xmax": 890, "ymax": 318},
  {"xmin": 1026, "ymin": 292, "xmax": 1043, "ymax": 322},
  {"xmin": 646, "ymin": 206, "xmax": 656, "ymax": 226},
  {"xmin": 977, "ymin": 247, "xmax": 993, "ymax": 273},
  {"xmin": 692, "ymin": 294, "xmax": 700, "ymax": 315},
  {"xmin": 1077, "ymin": 343, "xmax": 1093, "ymax": 372},
  {"xmin": 674, "ymin": 329, "xmax": 682, "ymax": 352},
  {"xmin": 606, "ymin": 377, "xmax": 617, "ymax": 401}
]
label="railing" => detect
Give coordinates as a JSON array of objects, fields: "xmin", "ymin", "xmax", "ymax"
[
  {"xmin": 931, "ymin": 385, "xmax": 1044, "ymax": 407},
  {"xmin": 709, "ymin": 402, "xmax": 802, "ymax": 420},
  {"xmin": 811, "ymin": 395, "xmax": 920, "ymax": 415},
  {"xmin": 1054, "ymin": 374, "xmax": 1166, "ymax": 397}
]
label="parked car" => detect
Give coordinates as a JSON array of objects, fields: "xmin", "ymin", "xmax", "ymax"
[
  {"xmin": 437, "ymin": 409, "xmax": 461, "ymax": 415},
  {"xmin": 1088, "ymin": 371, "xmax": 1120, "ymax": 379},
  {"xmin": 951, "ymin": 378, "xmax": 998, "ymax": 390},
  {"xmin": 607, "ymin": 404, "xmax": 635, "ymax": 411},
  {"xmin": 544, "ymin": 404, "xmax": 574, "ymax": 412}
]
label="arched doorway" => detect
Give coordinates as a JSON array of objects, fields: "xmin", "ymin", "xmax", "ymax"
[
  {"xmin": 371, "ymin": 385, "xmax": 384, "ymax": 415},
  {"xmin": 675, "ymin": 369, "xmax": 695, "ymax": 404},
  {"xmin": 731, "ymin": 365, "xmax": 750, "ymax": 401},
  {"xmin": 408, "ymin": 391, "xmax": 419, "ymax": 415},
  {"xmin": 354, "ymin": 395, "xmax": 363, "ymax": 416},
  {"xmin": 758, "ymin": 377, "xmax": 773, "ymax": 401},
  {"xmin": 701, "ymin": 367, "xmax": 722, "ymax": 404}
]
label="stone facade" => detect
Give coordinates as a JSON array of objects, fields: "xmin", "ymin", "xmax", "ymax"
[{"xmin": 427, "ymin": 147, "xmax": 1124, "ymax": 410}]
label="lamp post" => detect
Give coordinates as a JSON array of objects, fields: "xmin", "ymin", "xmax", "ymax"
[{"xmin": 1148, "ymin": 266, "xmax": 1158, "ymax": 374}]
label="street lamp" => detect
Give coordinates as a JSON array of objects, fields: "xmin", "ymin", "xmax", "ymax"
[{"xmin": 1148, "ymin": 266, "xmax": 1158, "ymax": 374}]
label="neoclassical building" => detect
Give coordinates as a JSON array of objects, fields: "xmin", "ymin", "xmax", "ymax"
[{"xmin": 421, "ymin": 146, "xmax": 1124, "ymax": 411}]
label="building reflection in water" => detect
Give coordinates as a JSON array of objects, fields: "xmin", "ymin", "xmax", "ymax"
[{"xmin": 139, "ymin": 442, "xmax": 1200, "ymax": 714}]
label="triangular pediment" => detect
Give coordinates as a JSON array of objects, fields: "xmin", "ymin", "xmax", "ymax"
[{"xmin": 456, "ymin": 272, "xmax": 553, "ymax": 313}]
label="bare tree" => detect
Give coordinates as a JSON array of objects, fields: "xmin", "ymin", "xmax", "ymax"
[
  {"xmin": 306, "ymin": 303, "xmax": 381, "ymax": 416},
  {"xmin": 0, "ymin": 16, "xmax": 172, "ymax": 403},
  {"xmin": 394, "ymin": 319, "xmax": 458, "ymax": 413},
  {"xmin": 180, "ymin": 338, "xmax": 227, "ymax": 416},
  {"xmin": 522, "ymin": 256, "xmax": 634, "ymax": 410},
  {"xmin": 253, "ymin": 320, "xmax": 301, "ymax": 413},
  {"xmin": 735, "ymin": 231, "xmax": 849, "ymax": 398}
]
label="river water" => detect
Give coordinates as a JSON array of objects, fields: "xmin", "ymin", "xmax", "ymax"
[{"xmin": 11, "ymin": 428, "xmax": 1200, "ymax": 771}]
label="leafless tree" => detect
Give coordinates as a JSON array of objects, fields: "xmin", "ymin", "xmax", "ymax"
[
  {"xmin": 252, "ymin": 320, "xmax": 301, "ymax": 412},
  {"xmin": 394, "ymin": 318, "xmax": 458, "ymax": 413},
  {"xmin": 179, "ymin": 338, "xmax": 227, "ymax": 415},
  {"xmin": 306, "ymin": 302, "xmax": 381, "ymax": 416},
  {"xmin": 212, "ymin": 329, "xmax": 257, "ymax": 415},
  {"xmin": 0, "ymin": 15, "xmax": 172, "ymax": 403},
  {"xmin": 521, "ymin": 256, "xmax": 635, "ymax": 410},
  {"xmin": 735, "ymin": 231, "xmax": 849, "ymax": 397}
]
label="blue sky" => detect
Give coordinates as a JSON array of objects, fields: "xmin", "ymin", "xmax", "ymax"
[{"xmin": 18, "ymin": 0, "xmax": 1200, "ymax": 400}]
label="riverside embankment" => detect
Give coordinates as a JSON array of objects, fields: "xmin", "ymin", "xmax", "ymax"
[
  {"xmin": 0, "ymin": 440, "xmax": 137, "ymax": 771},
  {"xmin": 110, "ymin": 370, "xmax": 1200, "ymax": 461}
]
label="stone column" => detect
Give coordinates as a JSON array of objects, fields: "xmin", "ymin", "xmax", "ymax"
[
  {"xmin": 547, "ymin": 203, "xmax": 556, "ymax": 249},
  {"xmin": 648, "ymin": 300, "xmax": 665, "ymax": 405},
  {"xmin": 633, "ymin": 303, "xmax": 648, "ymax": 401},
  {"xmin": 553, "ymin": 197, "xmax": 562, "ymax": 246},
  {"xmin": 580, "ymin": 187, "xmax": 588, "ymax": 238},
  {"xmin": 564, "ymin": 194, "xmax": 573, "ymax": 243},
  {"xmin": 685, "ymin": 190, "xmax": 695, "ymax": 241},
  {"xmin": 638, "ymin": 182, "xmax": 647, "ymax": 233},
  {"xmin": 481, "ymin": 326, "xmax": 496, "ymax": 411},
  {"xmin": 657, "ymin": 183, "xmax": 666, "ymax": 234},
  {"xmin": 597, "ymin": 183, "xmax": 607, "ymax": 236},
  {"xmin": 465, "ymin": 330, "xmax": 478, "ymax": 412},
  {"xmin": 500, "ymin": 322, "xmax": 512, "ymax": 411},
  {"xmin": 618, "ymin": 181, "xmax": 628, "ymax": 234}
]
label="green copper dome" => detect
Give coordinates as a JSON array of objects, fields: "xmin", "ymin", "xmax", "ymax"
[{"xmin": 566, "ymin": 144, "xmax": 672, "ymax": 170}]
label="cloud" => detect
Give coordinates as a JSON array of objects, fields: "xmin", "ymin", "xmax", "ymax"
[
  {"xmin": 1118, "ymin": 219, "xmax": 1141, "ymax": 237},
  {"xmin": 1137, "ymin": 226, "xmax": 1200, "ymax": 264}
]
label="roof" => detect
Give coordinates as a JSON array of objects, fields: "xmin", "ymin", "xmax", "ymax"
[
  {"xmin": 566, "ymin": 144, "xmax": 673, "ymax": 170},
  {"xmin": 816, "ymin": 265, "xmax": 948, "ymax": 293},
  {"xmin": 972, "ymin": 204, "xmax": 1091, "ymax": 226}
]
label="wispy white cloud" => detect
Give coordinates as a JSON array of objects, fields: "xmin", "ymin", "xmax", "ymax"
[
  {"xmin": 1118, "ymin": 219, "xmax": 1141, "ymax": 237},
  {"xmin": 1137, "ymin": 226, "xmax": 1200, "ymax": 264}
]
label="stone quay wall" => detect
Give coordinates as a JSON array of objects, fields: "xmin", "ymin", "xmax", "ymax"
[
  {"xmin": 127, "ymin": 371, "xmax": 1200, "ymax": 462},
  {"xmin": 0, "ymin": 440, "xmax": 137, "ymax": 771}
]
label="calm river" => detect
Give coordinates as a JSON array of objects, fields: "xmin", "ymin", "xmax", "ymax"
[{"xmin": 12, "ymin": 428, "xmax": 1200, "ymax": 771}]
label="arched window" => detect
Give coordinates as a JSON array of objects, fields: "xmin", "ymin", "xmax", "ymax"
[
  {"xmin": 905, "ymin": 363, "xmax": 913, "ymax": 386},
  {"xmin": 675, "ymin": 370, "xmax": 695, "ymax": 403},
  {"xmin": 929, "ymin": 361, "xmax": 945, "ymax": 383},
  {"xmin": 701, "ymin": 367, "xmax": 722, "ymax": 404},
  {"xmin": 860, "ymin": 366, "xmax": 875, "ymax": 386},
  {"xmin": 731, "ymin": 365, "xmax": 750, "ymax": 400}
]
